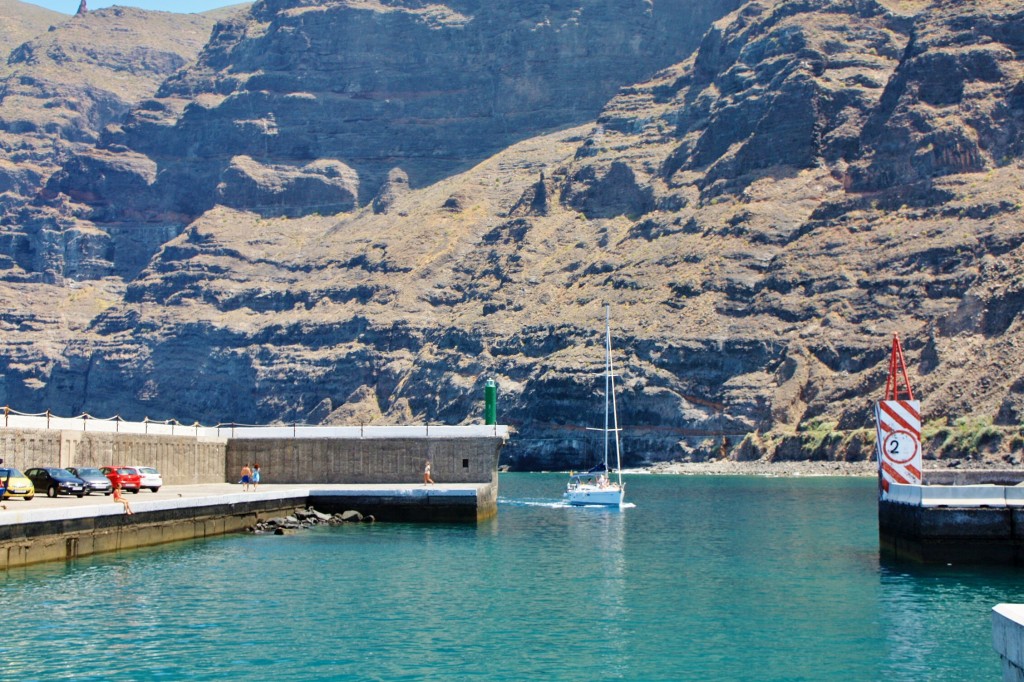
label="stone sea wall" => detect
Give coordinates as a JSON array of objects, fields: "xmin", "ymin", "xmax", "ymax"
[
  {"xmin": 225, "ymin": 437, "xmax": 504, "ymax": 485},
  {"xmin": 0, "ymin": 428, "xmax": 505, "ymax": 486},
  {"xmin": 0, "ymin": 429, "xmax": 226, "ymax": 484}
]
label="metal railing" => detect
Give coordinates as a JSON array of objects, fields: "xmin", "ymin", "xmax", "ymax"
[{"xmin": 0, "ymin": 407, "xmax": 509, "ymax": 441}]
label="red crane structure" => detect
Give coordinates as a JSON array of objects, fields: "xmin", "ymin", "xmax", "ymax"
[{"xmin": 884, "ymin": 333, "xmax": 914, "ymax": 401}]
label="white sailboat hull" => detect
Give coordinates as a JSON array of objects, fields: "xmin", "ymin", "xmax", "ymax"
[{"xmin": 564, "ymin": 484, "xmax": 625, "ymax": 507}]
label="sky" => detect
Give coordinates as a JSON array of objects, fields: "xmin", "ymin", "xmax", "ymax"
[{"xmin": 27, "ymin": 0, "xmax": 246, "ymax": 13}]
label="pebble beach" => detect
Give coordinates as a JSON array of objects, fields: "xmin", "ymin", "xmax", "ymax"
[
  {"xmin": 629, "ymin": 457, "xmax": 1020, "ymax": 477},
  {"xmin": 630, "ymin": 460, "xmax": 877, "ymax": 477}
]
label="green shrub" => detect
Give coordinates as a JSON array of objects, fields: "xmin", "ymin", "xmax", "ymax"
[
  {"xmin": 943, "ymin": 416, "xmax": 1002, "ymax": 458},
  {"xmin": 921, "ymin": 417, "xmax": 949, "ymax": 441},
  {"xmin": 800, "ymin": 417, "xmax": 840, "ymax": 454}
]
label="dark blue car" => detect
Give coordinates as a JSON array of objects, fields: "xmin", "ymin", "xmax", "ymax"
[{"xmin": 24, "ymin": 467, "xmax": 86, "ymax": 498}]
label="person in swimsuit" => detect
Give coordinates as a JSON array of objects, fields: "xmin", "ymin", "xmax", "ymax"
[
  {"xmin": 240, "ymin": 464, "xmax": 252, "ymax": 491},
  {"xmin": 424, "ymin": 460, "xmax": 434, "ymax": 485},
  {"xmin": 252, "ymin": 464, "xmax": 261, "ymax": 491},
  {"xmin": 113, "ymin": 483, "xmax": 133, "ymax": 515}
]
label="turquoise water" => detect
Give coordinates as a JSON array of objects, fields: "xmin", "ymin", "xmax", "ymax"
[{"xmin": 2, "ymin": 474, "xmax": 1020, "ymax": 680}]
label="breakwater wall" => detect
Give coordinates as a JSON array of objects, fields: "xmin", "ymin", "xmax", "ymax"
[
  {"xmin": 226, "ymin": 434, "xmax": 503, "ymax": 485},
  {"xmin": 879, "ymin": 471, "xmax": 1024, "ymax": 564},
  {"xmin": 0, "ymin": 420, "xmax": 508, "ymax": 488},
  {"xmin": 308, "ymin": 486, "xmax": 499, "ymax": 523}
]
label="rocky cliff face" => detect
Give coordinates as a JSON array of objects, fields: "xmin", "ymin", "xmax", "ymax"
[
  {"xmin": 1, "ymin": 0, "xmax": 1023, "ymax": 471},
  {"xmin": 526, "ymin": 0, "xmax": 1024, "ymax": 466},
  {"xmin": 0, "ymin": 6, "xmax": 221, "ymax": 284},
  {"xmin": 47, "ymin": 0, "xmax": 737, "ymax": 228}
]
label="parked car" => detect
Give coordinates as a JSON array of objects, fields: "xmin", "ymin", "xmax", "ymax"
[
  {"xmin": 0, "ymin": 467, "xmax": 35, "ymax": 500},
  {"xmin": 24, "ymin": 467, "xmax": 86, "ymax": 498},
  {"xmin": 66, "ymin": 467, "xmax": 114, "ymax": 495},
  {"xmin": 100, "ymin": 466, "xmax": 141, "ymax": 493},
  {"xmin": 135, "ymin": 466, "xmax": 162, "ymax": 493}
]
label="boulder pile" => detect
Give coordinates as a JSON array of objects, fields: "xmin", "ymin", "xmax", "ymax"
[{"xmin": 248, "ymin": 506, "xmax": 375, "ymax": 534}]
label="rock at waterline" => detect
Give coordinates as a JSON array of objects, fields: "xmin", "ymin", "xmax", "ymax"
[{"xmin": 250, "ymin": 506, "xmax": 371, "ymax": 533}]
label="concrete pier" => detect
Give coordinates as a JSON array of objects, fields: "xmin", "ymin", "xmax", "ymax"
[
  {"xmin": 879, "ymin": 470, "xmax": 1024, "ymax": 564},
  {"xmin": 0, "ymin": 418, "xmax": 509, "ymax": 568},
  {"xmin": 0, "ymin": 420, "xmax": 508, "ymax": 487},
  {"xmin": 993, "ymin": 604, "xmax": 1024, "ymax": 681},
  {"xmin": 0, "ymin": 482, "xmax": 495, "ymax": 570}
]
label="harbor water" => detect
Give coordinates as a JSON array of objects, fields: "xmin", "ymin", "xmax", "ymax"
[{"xmin": 2, "ymin": 473, "xmax": 1020, "ymax": 680}]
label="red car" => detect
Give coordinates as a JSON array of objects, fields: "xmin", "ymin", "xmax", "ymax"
[{"xmin": 100, "ymin": 466, "xmax": 142, "ymax": 493}]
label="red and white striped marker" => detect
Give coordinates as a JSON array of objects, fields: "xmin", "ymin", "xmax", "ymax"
[{"xmin": 875, "ymin": 399, "xmax": 922, "ymax": 492}]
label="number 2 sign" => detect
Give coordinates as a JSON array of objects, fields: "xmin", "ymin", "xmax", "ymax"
[
  {"xmin": 875, "ymin": 400, "xmax": 922, "ymax": 488},
  {"xmin": 883, "ymin": 430, "xmax": 919, "ymax": 464}
]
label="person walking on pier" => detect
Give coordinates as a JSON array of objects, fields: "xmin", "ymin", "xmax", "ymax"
[
  {"xmin": 113, "ymin": 483, "xmax": 133, "ymax": 515},
  {"xmin": 424, "ymin": 460, "xmax": 434, "ymax": 485},
  {"xmin": 252, "ymin": 464, "xmax": 261, "ymax": 491},
  {"xmin": 240, "ymin": 463, "xmax": 252, "ymax": 491}
]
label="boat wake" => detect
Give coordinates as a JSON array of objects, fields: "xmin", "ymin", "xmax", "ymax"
[
  {"xmin": 570, "ymin": 501, "xmax": 636, "ymax": 510},
  {"xmin": 499, "ymin": 498, "xmax": 635, "ymax": 510},
  {"xmin": 498, "ymin": 497, "xmax": 568, "ymax": 509}
]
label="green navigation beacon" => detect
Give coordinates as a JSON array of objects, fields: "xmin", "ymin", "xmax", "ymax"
[{"xmin": 484, "ymin": 379, "xmax": 497, "ymax": 425}]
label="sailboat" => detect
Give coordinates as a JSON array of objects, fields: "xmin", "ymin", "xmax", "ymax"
[{"xmin": 564, "ymin": 304, "xmax": 626, "ymax": 507}]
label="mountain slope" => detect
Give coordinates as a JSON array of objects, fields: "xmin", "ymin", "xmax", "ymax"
[
  {"xmin": 1, "ymin": 0, "xmax": 1022, "ymax": 470},
  {"xmin": 0, "ymin": 0, "xmax": 62, "ymax": 60}
]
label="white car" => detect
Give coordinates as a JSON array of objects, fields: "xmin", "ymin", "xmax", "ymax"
[{"xmin": 134, "ymin": 466, "xmax": 163, "ymax": 492}]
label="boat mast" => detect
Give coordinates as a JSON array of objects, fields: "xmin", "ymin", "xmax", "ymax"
[
  {"xmin": 605, "ymin": 304, "xmax": 623, "ymax": 488},
  {"xmin": 603, "ymin": 304, "xmax": 611, "ymax": 474}
]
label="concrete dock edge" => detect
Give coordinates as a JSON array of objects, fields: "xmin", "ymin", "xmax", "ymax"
[
  {"xmin": 0, "ymin": 482, "xmax": 497, "ymax": 570},
  {"xmin": 993, "ymin": 604, "xmax": 1024, "ymax": 681}
]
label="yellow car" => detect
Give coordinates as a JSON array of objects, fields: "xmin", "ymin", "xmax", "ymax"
[{"xmin": 1, "ymin": 467, "xmax": 35, "ymax": 500}]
